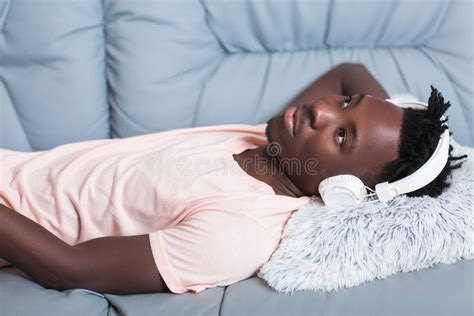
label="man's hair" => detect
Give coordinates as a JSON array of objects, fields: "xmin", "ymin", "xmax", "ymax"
[{"xmin": 381, "ymin": 85, "xmax": 468, "ymax": 197}]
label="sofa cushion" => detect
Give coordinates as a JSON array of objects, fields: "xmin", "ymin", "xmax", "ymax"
[
  {"xmin": 222, "ymin": 260, "xmax": 473, "ymax": 316},
  {"xmin": 0, "ymin": 267, "xmax": 108, "ymax": 316},
  {"xmin": 104, "ymin": 287, "xmax": 224, "ymax": 316},
  {"xmin": 104, "ymin": 0, "xmax": 472, "ymax": 146},
  {"xmin": 1, "ymin": 0, "xmax": 472, "ymax": 149},
  {"xmin": 104, "ymin": 1, "xmax": 224, "ymax": 138},
  {"xmin": 0, "ymin": 0, "xmax": 109, "ymax": 151}
]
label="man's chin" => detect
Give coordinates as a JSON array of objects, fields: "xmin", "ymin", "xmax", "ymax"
[{"xmin": 265, "ymin": 118, "xmax": 275, "ymax": 143}]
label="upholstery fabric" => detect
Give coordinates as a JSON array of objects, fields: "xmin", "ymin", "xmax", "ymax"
[
  {"xmin": 1, "ymin": 0, "xmax": 472, "ymax": 150},
  {"xmin": 0, "ymin": 267, "xmax": 109, "ymax": 316},
  {"xmin": 222, "ymin": 259, "xmax": 473, "ymax": 316},
  {"xmin": 0, "ymin": 0, "xmax": 109, "ymax": 151}
]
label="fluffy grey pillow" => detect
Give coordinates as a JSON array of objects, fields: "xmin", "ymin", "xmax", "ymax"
[{"xmin": 258, "ymin": 141, "xmax": 473, "ymax": 293}]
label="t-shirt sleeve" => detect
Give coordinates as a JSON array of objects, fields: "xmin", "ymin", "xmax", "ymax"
[{"xmin": 148, "ymin": 210, "xmax": 277, "ymax": 294}]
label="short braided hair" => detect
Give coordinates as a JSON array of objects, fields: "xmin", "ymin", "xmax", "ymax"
[{"xmin": 381, "ymin": 85, "xmax": 468, "ymax": 197}]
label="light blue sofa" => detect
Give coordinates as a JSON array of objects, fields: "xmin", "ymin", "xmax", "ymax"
[{"xmin": 1, "ymin": 0, "xmax": 472, "ymax": 315}]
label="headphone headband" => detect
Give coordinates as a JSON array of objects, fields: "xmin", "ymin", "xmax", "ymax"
[
  {"xmin": 374, "ymin": 98, "xmax": 450, "ymax": 202},
  {"xmin": 375, "ymin": 129, "xmax": 450, "ymax": 202}
]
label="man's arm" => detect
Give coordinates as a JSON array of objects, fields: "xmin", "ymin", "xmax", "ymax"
[
  {"xmin": 0, "ymin": 203, "xmax": 169, "ymax": 294},
  {"xmin": 286, "ymin": 63, "xmax": 390, "ymax": 108}
]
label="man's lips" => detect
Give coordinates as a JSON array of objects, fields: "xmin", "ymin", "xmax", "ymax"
[{"xmin": 284, "ymin": 106, "xmax": 297, "ymax": 138}]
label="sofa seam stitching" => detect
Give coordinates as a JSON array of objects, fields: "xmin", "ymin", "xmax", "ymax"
[
  {"xmin": 322, "ymin": 0, "xmax": 334, "ymax": 48},
  {"xmin": 424, "ymin": 0, "xmax": 453, "ymax": 45},
  {"xmin": 101, "ymin": 0, "xmax": 112, "ymax": 139},
  {"xmin": 190, "ymin": 55, "xmax": 225, "ymax": 127},
  {"xmin": 0, "ymin": 0, "xmax": 11, "ymax": 31},
  {"xmin": 199, "ymin": 0, "xmax": 228, "ymax": 54},
  {"xmin": 218, "ymin": 285, "xmax": 226, "ymax": 316}
]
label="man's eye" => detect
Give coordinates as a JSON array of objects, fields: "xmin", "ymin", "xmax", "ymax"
[
  {"xmin": 336, "ymin": 128, "xmax": 346, "ymax": 146},
  {"xmin": 342, "ymin": 96, "xmax": 352, "ymax": 108}
]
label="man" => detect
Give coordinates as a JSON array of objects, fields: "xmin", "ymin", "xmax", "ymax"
[{"xmin": 0, "ymin": 63, "xmax": 465, "ymax": 294}]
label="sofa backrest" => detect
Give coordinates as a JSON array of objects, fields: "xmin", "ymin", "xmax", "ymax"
[{"xmin": 1, "ymin": 0, "xmax": 472, "ymax": 152}]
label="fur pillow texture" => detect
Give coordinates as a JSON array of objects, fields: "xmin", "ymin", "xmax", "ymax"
[{"xmin": 258, "ymin": 141, "xmax": 473, "ymax": 293}]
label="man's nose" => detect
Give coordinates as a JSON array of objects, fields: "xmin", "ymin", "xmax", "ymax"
[{"xmin": 308, "ymin": 101, "xmax": 339, "ymax": 130}]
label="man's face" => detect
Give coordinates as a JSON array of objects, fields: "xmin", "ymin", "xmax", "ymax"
[{"xmin": 265, "ymin": 94, "xmax": 404, "ymax": 195}]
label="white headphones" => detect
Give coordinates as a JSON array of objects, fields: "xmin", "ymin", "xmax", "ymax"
[{"xmin": 318, "ymin": 98, "xmax": 451, "ymax": 207}]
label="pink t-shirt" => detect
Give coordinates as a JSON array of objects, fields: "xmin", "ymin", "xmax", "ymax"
[{"xmin": 0, "ymin": 123, "xmax": 311, "ymax": 293}]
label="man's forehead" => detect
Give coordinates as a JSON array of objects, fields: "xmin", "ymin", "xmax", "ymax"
[{"xmin": 351, "ymin": 98, "xmax": 403, "ymax": 176}]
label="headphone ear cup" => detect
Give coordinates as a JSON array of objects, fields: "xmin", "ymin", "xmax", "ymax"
[
  {"xmin": 320, "ymin": 175, "xmax": 359, "ymax": 185},
  {"xmin": 318, "ymin": 174, "xmax": 368, "ymax": 207}
]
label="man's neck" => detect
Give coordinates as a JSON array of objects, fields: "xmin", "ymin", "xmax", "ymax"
[{"xmin": 232, "ymin": 145, "xmax": 304, "ymax": 198}]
